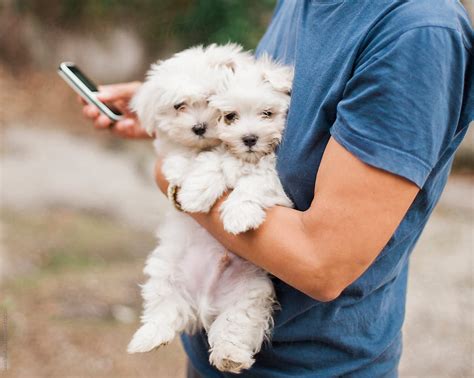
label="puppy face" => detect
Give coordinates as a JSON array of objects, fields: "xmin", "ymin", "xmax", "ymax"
[
  {"xmin": 141, "ymin": 81, "xmax": 221, "ymax": 150},
  {"xmin": 210, "ymin": 57, "xmax": 293, "ymax": 163},
  {"xmin": 133, "ymin": 44, "xmax": 251, "ymax": 150}
]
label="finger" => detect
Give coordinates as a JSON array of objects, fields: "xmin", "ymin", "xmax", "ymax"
[
  {"xmin": 115, "ymin": 118, "xmax": 136, "ymax": 132},
  {"xmin": 94, "ymin": 114, "xmax": 113, "ymax": 129},
  {"xmin": 114, "ymin": 99, "xmax": 134, "ymax": 114},
  {"xmin": 83, "ymin": 105, "xmax": 100, "ymax": 119},
  {"xmin": 97, "ymin": 82, "xmax": 140, "ymax": 102},
  {"xmin": 77, "ymin": 95, "xmax": 87, "ymax": 105}
]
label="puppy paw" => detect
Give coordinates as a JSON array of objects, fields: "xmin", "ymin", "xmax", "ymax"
[
  {"xmin": 220, "ymin": 201, "xmax": 266, "ymax": 234},
  {"xmin": 209, "ymin": 343, "xmax": 255, "ymax": 374},
  {"xmin": 127, "ymin": 322, "xmax": 175, "ymax": 354},
  {"xmin": 178, "ymin": 187, "xmax": 216, "ymax": 213}
]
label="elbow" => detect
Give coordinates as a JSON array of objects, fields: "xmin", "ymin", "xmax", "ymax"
[
  {"xmin": 303, "ymin": 266, "xmax": 347, "ymax": 302},
  {"xmin": 297, "ymin": 214, "xmax": 347, "ymax": 302},
  {"xmin": 307, "ymin": 285, "xmax": 343, "ymax": 303}
]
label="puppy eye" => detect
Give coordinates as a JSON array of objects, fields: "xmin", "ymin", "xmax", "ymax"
[
  {"xmin": 261, "ymin": 110, "xmax": 273, "ymax": 118},
  {"xmin": 206, "ymin": 93, "xmax": 215, "ymax": 105},
  {"xmin": 174, "ymin": 102, "xmax": 186, "ymax": 111},
  {"xmin": 224, "ymin": 112, "xmax": 238, "ymax": 124}
]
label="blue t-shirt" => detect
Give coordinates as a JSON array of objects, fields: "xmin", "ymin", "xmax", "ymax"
[{"xmin": 182, "ymin": 1, "xmax": 473, "ymax": 376}]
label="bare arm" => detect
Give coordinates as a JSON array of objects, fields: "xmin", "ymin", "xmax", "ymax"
[{"xmin": 155, "ymin": 137, "xmax": 419, "ymax": 301}]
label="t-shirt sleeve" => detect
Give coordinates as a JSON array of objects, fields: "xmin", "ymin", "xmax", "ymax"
[{"xmin": 330, "ymin": 26, "xmax": 468, "ymax": 188}]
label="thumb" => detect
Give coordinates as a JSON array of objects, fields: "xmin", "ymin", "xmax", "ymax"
[{"xmin": 97, "ymin": 82, "xmax": 139, "ymax": 102}]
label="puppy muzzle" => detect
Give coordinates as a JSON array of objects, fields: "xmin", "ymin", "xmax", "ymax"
[
  {"xmin": 192, "ymin": 123, "xmax": 207, "ymax": 136},
  {"xmin": 242, "ymin": 134, "xmax": 258, "ymax": 148}
]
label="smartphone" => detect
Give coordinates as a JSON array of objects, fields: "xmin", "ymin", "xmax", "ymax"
[{"xmin": 58, "ymin": 62, "xmax": 123, "ymax": 122}]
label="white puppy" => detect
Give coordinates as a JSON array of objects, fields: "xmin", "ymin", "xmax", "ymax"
[
  {"xmin": 179, "ymin": 55, "xmax": 294, "ymax": 234},
  {"xmin": 128, "ymin": 45, "xmax": 293, "ymax": 374}
]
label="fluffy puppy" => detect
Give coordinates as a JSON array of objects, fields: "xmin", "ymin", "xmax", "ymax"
[
  {"xmin": 128, "ymin": 44, "xmax": 279, "ymax": 373},
  {"xmin": 178, "ymin": 55, "xmax": 294, "ymax": 234},
  {"xmin": 176, "ymin": 55, "xmax": 294, "ymax": 370}
]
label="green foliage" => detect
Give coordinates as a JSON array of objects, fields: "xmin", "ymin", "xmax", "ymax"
[
  {"xmin": 173, "ymin": 0, "xmax": 276, "ymax": 50},
  {"xmin": 14, "ymin": 0, "xmax": 276, "ymax": 51}
]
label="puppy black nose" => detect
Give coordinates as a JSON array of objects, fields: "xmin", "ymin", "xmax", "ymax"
[
  {"xmin": 192, "ymin": 123, "xmax": 207, "ymax": 136},
  {"xmin": 242, "ymin": 134, "xmax": 258, "ymax": 147}
]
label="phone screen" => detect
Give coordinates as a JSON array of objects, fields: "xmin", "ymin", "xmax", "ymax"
[
  {"xmin": 68, "ymin": 65, "xmax": 99, "ymax": 92},
  {"xmin": 66, "ymin": 65, "xmax": 123, "ymax": 116}
]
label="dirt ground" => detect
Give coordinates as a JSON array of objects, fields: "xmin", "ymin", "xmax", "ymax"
[{"xmin": 1, "ymin": 70, "xmax": 473, "ymax": 377}]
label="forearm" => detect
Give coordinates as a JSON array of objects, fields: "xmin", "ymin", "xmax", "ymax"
[
  {"xmin": 189, "ymin": 202, "xmax": 344, "ymax": 302},
  {"xmin": 155, "ymin": 162, "xmax": 333, "ymax": 300}
]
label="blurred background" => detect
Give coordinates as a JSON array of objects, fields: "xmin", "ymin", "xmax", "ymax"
[{"xmin": 0, "ymin": 1, "xmax": 472, "ymax": 377}]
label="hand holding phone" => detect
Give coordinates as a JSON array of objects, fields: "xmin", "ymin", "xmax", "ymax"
[
  {"xmin": 58, "ymin": 62, "xmax": 149, "ymax": 138},
  {"xmin": 58, "ymin": 62, "xmax": 124, "ymax": 122}
]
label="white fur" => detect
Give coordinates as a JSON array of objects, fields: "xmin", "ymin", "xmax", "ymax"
[
  {"xmin": 128, "ymin": 45, "xmax": 293, "ymax": 374},
  {"xmin": 180, "ymin": 56, "xmax": 294, "ymax": 233}
]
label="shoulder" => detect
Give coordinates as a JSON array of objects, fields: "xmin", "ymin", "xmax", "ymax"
[
  {"xmin": 363, "ymin": 0, "xmax": 473, "ymax": 53},
  {"xmin": 375, "ymin": 0, "xmax": 470, "ymax": 29},
  {"xmin": 388, "ymin": 0, "xmax": 467, "ymax": 26}
]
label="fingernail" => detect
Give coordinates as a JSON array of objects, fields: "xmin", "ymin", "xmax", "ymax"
[
  {"xmin": 121, "ymin": 118, "xmax": 135, "ymax": 126},
  {"xmin": 99, "ymin": 118, "xmax": 110, "ymax": 127},
  {"xmin": 97, "ymin": 91, "xmax": 111, "ymax": 101}
]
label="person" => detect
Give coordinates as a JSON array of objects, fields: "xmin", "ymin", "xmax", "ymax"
[{"xmin": 80, "ymin": 1, "xmax": 473, "ymax": 376}]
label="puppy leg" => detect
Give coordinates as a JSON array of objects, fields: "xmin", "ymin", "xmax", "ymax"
[
  {"xmin": 219, "ymin": 178, "xmax": 267, "ymax": 234},
  {"xmin": 220, "ymin": 173, "xmax": 292, "ymax": 234},
  {"xmin": 128, "ymin": 245, "xmax": 195, "ymax": 353},
  {"xmin": 178, "ymin": 152, "xmax": 227, "ymax": 213},
  {"xmin": 162, "ymin": 154, "xmax": 193, "ymax": 186},
  {"xmin": 208, "ymin": 273, "xmax": 275, "ymax": 373}
]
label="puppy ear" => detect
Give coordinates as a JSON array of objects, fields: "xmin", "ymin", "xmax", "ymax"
[
  {"xmin": 131, "ymin": 64, "xmax": 163, "ymax": 136},
  {"xmin": 204, "ymin": 43, "xmax": 251, "ymax": 73},
  {"xmin": 257, "ymin": 53, "xmax": 294, "ymax": 96}
]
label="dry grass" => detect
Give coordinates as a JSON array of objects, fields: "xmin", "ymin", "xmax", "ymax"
[{"xmin": 1, "ymin": 209, "xmax": 186, "ymax": 378}]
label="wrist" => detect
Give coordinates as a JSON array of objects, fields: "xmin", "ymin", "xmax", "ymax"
[{"xmin": 154, "ymin": 159, "xmax": 169, "ymax": 194}]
